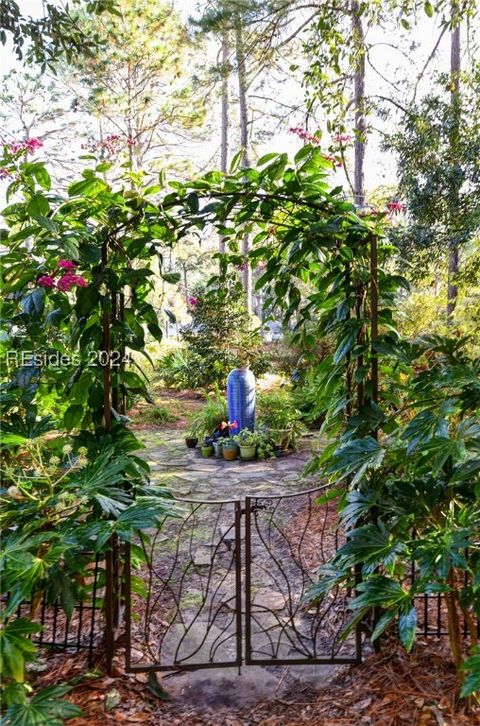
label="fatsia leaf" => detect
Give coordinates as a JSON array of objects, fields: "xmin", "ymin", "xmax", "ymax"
[
  {"xmin": 398, "ymin": 606, "xmax": 417, "ymax": 652},
  {"xmin": 4, "ymin": 684, "xmax": 82, "ymax": 725},
  {"xmin": 332, "ymin": 437, "xmax": 385, "ymax": 485},
  {"xmin": 349, "ymin": 576, "xmax": 409, "ymax": 610},
  {"xmin": 460, "ymin": 647, "xmax": 480, "ymax": 697}
]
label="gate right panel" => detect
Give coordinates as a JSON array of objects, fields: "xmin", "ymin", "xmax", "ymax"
[{"xmin": 245, "ymin": 487, "xmax": 361, "ymax": 665}]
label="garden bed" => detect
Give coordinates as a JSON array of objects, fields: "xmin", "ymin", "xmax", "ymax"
[{"xmin": 29, "ymin": 638, "xmax": 479, "ymax": 725}]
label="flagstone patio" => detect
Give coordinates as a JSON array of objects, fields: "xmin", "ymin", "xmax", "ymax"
[{"xmin": 138, "ymin": 429, "xmax": 322, "ymax": 501}]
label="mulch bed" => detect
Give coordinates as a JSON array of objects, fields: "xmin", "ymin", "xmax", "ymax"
[{"xmin": 31, "ymin": 639, "xmax": 479, "ymax": 725}]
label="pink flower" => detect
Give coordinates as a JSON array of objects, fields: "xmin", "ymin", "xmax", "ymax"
[
  {"xmin": 57, "ymin": 274, "xmax": 87, "ymax": 291},
  {"xmin": 322, "ymin": 154, "xmax": 343, "ymax": 167},
  {"xmin": 288, "ymin": 127, "xmax": 321, "ymax": 145},
  {"xmin": 37, "ymin": 275, "xmax": 56, "ymax": 288},
  {"xmin": 333, "ymin": 133, "xmax": 353, "ymax": 144},
  {"xmin": 228, "ymin": 420, "xmax": 239, "ymax": 432},
  {"xmin": 58, "ymin": 259, "xmax": 77, "ymax": 270},
  {"xmin": 25, "ymin": 138, "xmax": 43, "ymax": 152},
  {"xmin": 386, "ymin": 201, "xmax": 406, "ymax": 214},
  {"xmin": 7, "ymin": 138, "xmax": 43, "ymax": 155},
  {"xmin": 187, "ymin": 296, "xmax": 198, "ymax": 307}
]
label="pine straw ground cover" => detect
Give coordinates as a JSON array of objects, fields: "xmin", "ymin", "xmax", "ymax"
[{"xmin": 31, "ymin": 638, "xmax": 479, "ymax": 725}]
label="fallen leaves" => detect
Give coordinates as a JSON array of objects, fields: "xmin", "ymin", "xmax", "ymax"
[{"xmin": 28, "ymin": 639, "xmax": 480, "ymax": 726}]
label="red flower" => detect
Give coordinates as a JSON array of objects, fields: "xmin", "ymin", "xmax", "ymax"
[
  {"xmin": 386, "ymin": 201, "xmax": 406, "ymax": 214},
  {"xmin": 228, "ymin": 420, "xmax": 239, "ymax": 432},
  {"xmin": 37, "ymin": 275, "xmax": 56, "ymax": 288}
]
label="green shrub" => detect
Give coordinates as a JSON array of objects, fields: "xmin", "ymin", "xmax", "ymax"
[
  {"xmin": 187, "ymin": 388, "xmax": 228, "ymax": 439},
  {"xmin": 157, "ymin": 348, "xmax": 194, "ymax": 389},
  {"xmin": 257, "ymin": 389, "xmax": 304, "ymax": 444},
  {"xmin": 179, "ymin": 276, "xmax": 269, "ymax": 390}
]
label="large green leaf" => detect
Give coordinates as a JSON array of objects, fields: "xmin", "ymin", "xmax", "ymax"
[
  {"xmin": 26, "ymin": 194, "xmax": 50, "ymax": 217},
  {"xmin": 20, "ymin": 289, "xmax": 45, "ymax": 317},
  {"xmin": 333, "ymin": 437, "xmax": 386, "ymax": 485},
  {"xmin": 4, "ymin": 684, "xmax": 82, "ymax": 725},
  {"xmin": 398, "ymin": 606, "xmax": 417, "ymax": 651}
]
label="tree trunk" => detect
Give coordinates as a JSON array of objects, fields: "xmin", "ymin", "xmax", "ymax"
[
  {"xmin": 219, "ymin": 28, "xmax": 229, "ymax": 257},
  {"xmin": 234, "ymin": 12, "xmax": 252, "ymax": 313},
  {"xmin": 351, "ymin": 0, "xmax": 366, "ymax": 208},
  {"xmin": 183, "ymin": 264, "xmax": 188, "ymax": 306},
  {"xmin": 447, "ymin": 5, "xmax": 461, "ymax": 322}
]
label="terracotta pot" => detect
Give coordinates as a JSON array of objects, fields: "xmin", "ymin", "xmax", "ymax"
[{"xmin": 223, "ymin": 444, "xmax": 239, "ymax": 461}]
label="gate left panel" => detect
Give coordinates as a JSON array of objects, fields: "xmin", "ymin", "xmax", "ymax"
[{"xmin": 125, "ymin": 498, "xmax": 242, "ymax": 672}]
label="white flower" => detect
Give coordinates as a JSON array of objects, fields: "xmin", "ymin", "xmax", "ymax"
[
  {"xmin": 7, "ymin": 486, "xmax": 22, "ymax": 500},
  {"xmin": 62, "ymin": 444, "xmax": 73, "ymax": 455},
  {"xmin": 49, "ymin": 455, "xmax": 61, "ymax": 466}
]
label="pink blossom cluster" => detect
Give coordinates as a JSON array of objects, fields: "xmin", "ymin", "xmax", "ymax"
[
  {"xmin": 187, "ymin": 296, "xmax": 199, "ymax": 307},
  {"xmin": 81, "ymin": 133, "xmax": 136, "ymax": 156},
  {"xmin": 322, "ymin": 153, "xmax": 343, "ymax": 168},
  {"xmin": 37, "ymin": 260, "xmax": 87, "ymax": 292},
  {"xmin": 288, "ymin": 127, "xmax": 321, "ymax": 145},
  {"xmin": 333, "ymin": 133, "xmax": 353, "ymax": 144},
  {"xmin": 8, "ymin": 138, "xmax": 43, "ymax": 154},
  {"xmin": 386, "ymin": 201, "xmax": 406, "ymax": 214}
]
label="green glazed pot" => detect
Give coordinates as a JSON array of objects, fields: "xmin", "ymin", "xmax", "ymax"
[
  {"xmin": 239, "ymin": 444, "xmax": 256, "ymax": 460},
  {"xmin": 201, "ymin": 445, "xmax": 214, "ymax": 458}
]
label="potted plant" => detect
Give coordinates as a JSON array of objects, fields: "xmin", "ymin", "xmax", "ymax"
[
  {"xmin": 187, "ymin": 388, "xmax": 228, "ymax": 442},
  {"xmin": 235, "ymin": 428, "xmax": 257, "ymax": 460},
  {"xmin": 257, "ymin": 390, "xmax": 304, "ymax": 451},
  {"xmin": 256, "ymin": 432, "xmax": 274, "ymax": 460},
  {"xmin": 212, "ymin": 438, "xmax": 223, "ymax": 457},
  {"xmin": 201, "ymin": 437, "xmax": 214, "ymax": 458},
  {"xmin": 185, "ymin": 433, "xmax": 198, "ymax": 448},
  {"xmin": 222, "ymin": 436, "xmax": 239, "ymax": 461}
]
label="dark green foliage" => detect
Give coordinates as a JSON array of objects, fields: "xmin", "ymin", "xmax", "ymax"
[
  {"xmin": 385, "ymin": 72, "xmax": 480, "ymax": 280},
  {"xmin": 1, "ymin": 0, "xmax": 118, "ymax": 69},
  {"xmin": 0, "ymin": 141, "xmax": 178, "ymax": 714},
  {"xmin": 179, "ymin": 276, "xmax": 268, "ymax": 390}
]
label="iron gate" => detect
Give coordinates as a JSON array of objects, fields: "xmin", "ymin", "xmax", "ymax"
[{"xmin": 125, "ymin": 486, "xmax": 361, "ymax": 673}]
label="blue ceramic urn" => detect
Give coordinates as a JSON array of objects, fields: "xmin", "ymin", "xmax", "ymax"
[{"xmin": 227, "ymin": 367, "xmax": 255, "ymax": 431}]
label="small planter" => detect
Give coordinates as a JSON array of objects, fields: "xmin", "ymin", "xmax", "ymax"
[
  {"xmin": 185, "ymin": 437, "xmax": 198, "ymax": 448},
  {"xmin": 239, "ymin": 444, "xmax": 256, "ymax": 461},
  {"xmin": 213, "ymin": 441, "xmax": 223, "ymax": 457},
  {"xmin": 268, "ymin": 428, "xmax": 292, "ymax": 450},
  {"xmin": 201, "ymin": 445, "xmax": 214, "ymax": 458},
  {"xmin": 223, "ymin": 444, "xmax": 239, "ymax": 461}
]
